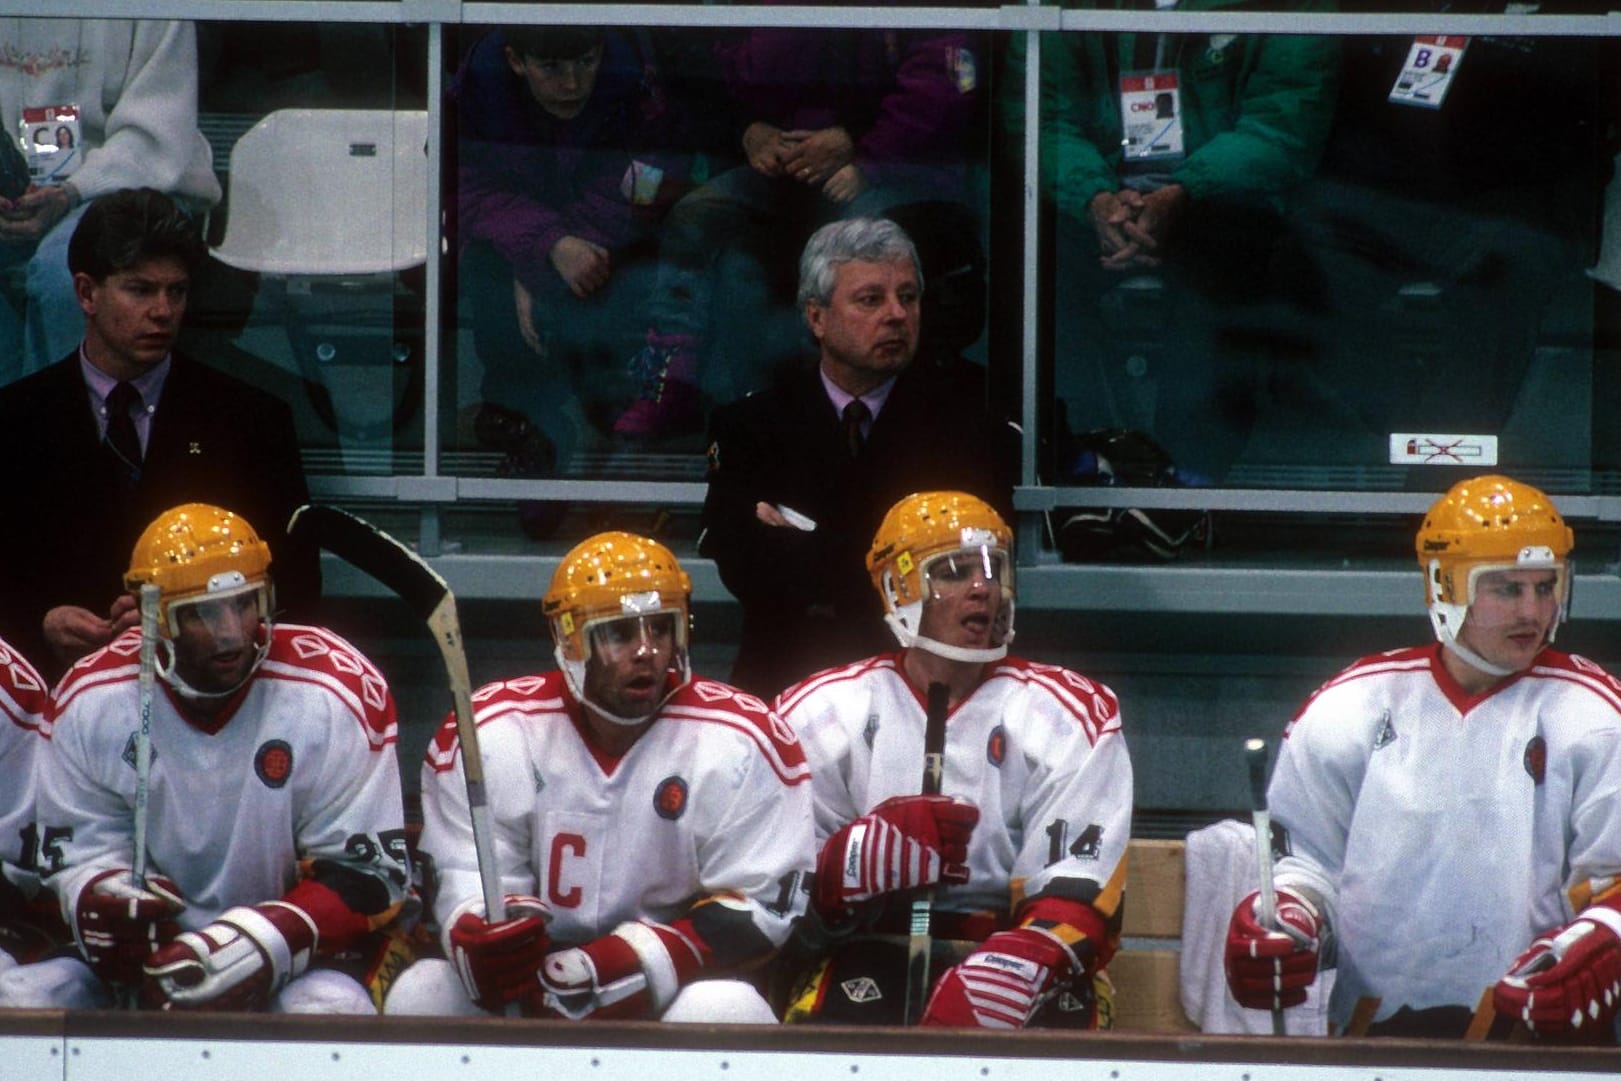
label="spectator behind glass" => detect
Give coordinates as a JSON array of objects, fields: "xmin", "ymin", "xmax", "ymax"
[
  {"xmin": 0, "ymin": 188, "xmax": 316, "ymax": 681},
  {"xmin": 0, "ymin": 19, "xmax": 220, "ymax": 388},
  {"xmin": 615, "ymin": 18, "xmax": 985, "ymax": 443},
  {"xmin": 1289, "ymin": 3, "xmax": 1616, "ymax": 465},
  {"xmin": 700, "ymin": 218, "xmax": 1014, "ymax": 700},
  {"xmin": 1005, "ymin": 4, "xmax": 1339, "ymax": 483},
  {"xmin": 453, "ymin": 25, "xmax": 692, "ymax": 536}
]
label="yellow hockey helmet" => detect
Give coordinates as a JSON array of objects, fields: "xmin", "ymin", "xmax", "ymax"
[
  {"xmin": 1416, "ymin": 474, "xmax": 1573, "ymax": 655},
  {"xmin": 867, "ymin": 491, "xmax": 1014, "ymax": 660},
  {"xmin": 542, "ymin": 531, "xmax": 692, "ymax": 719},
  {"xmin": 125, "ymin": 502, "xmax": 274, "ymax": 637}
]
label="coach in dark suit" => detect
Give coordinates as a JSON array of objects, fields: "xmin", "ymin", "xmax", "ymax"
[
  {"xmin": 700, "ymin": 217, "xmax": 1013, "ymax": 699},
  {"xmin": 0, "ymin": 188, "xmax": 316, "ymax": 680}
]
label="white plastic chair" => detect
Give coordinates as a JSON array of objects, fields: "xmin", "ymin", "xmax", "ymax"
[
  {"xmin": 214, "ymin": 108, "xmax": 428, "ymax": 275},
  {"xmin": 211, "ymin": 109, "xmax": 430, "ymax": 445}
]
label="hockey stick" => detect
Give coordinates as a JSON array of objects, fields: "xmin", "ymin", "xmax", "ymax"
[
  {"xmin": 131, "ymin": 584, "xmax": 159, "ymax": 887},
  {"xmin": 287, "ymin": 504, "xmax": 506, "ymax": 925},
  {"xmin": 1244, "ymin": 737, "xmax": 1287, "ymax": 1036},
  {"xmin": 902, "ymin": 680, "xmax": 951, "ymax": 1025}
]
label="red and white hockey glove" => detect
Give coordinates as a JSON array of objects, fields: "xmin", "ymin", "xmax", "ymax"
[
  {"xmin": 71, "ymin": 868, "xmax": 185, "ymax": 986},
  {"xmin": 1223, "ymin": 887, "xmax": 1323, "ymax": 1011},
  {"xmin": 921, "ymin": 925, "xmax": 1076, "ymax": 1029},
  {"xmin": 142, "ymin": 901, "xmax": 318, "ymax": 1011},
  {"xmin": 446, "ymin": 894, "xmax": 552, "ymax": 1012},
  {"xmin": 1494, "ymin": 907, "xmax": 1621, "ymax": 1037},
  {"xmin": 814, "ymin": 794, "xmax": 980, "ymax": 922},
  {"xmin": 539, "ymin": 920, "xmax": 702, "ymax": 1020}
]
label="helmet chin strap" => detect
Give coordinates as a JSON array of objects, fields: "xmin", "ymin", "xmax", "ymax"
[
  {"xmin": 884, "ymin": 612, "xmax": 1009, "ymax": 664},
  {"xmin": 156, "ymin": 634, "xmax": 270, "ymax": 702},
  {"xmin": 554, "ymin": 644, "xmax": 689, "ymax": 728},
  {"xmin": 1428, "ymin": 607, "xmax": 1522, "ymax": 679}
]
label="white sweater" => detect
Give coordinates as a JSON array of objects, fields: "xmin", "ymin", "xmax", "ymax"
[{"xmin": 0, "ymin": 19, "xmax": 219, "ymax": 205}]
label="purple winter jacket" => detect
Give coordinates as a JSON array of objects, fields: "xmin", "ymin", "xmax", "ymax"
[
  {"xmin": 451, "ymin": 30, "xmax": 693, "ymax": 291},
  {"xmin": 719, "ymin": 25, "xmax": 982, "ymax": 192}
]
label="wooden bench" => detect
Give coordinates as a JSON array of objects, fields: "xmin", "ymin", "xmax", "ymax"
[{"xmin": 1111, "ymin": 837, "xmax": 1197, "ymax": 1032}]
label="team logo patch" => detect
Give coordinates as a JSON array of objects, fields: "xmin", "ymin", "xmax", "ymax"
[
  {"xmin": 986, "ymin": 724, "xmax": 1006, "ymax": 767},
  {"xmin": 120, "ymin": 733, "xmax": 158, "ymax": 771},
  {"xmin": 1524, "ymin": 736, "xmax": 1546, "ymax": 786},
  {"xmin": 255, "ymin": 739, "xmax": 295, "ymax": 788},
  {"xmin": 1373, "ymin": 710, "xmax": 1397, "ymax": 750},
  {"xmin": 654, "ymin": 775, "xmax": 689, "ymax": 820},
  {"xmin": 840, "ymin": 976, "xmax": 882, "ymax": 1004}
]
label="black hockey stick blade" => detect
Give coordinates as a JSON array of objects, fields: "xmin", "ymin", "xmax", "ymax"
[{"xmin": 288, "ymin": 504, "xmax": 450, "ymax": 622}]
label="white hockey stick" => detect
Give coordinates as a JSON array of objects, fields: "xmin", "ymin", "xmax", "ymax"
[
  {"xmin": 902, "ymin": 680, "xmax": 950, "ymax": 1025},
  {"xmin": 288, "ymin": 505, "xmax": 506, "ymax": 924},
  {"xmin": 131, "ymin": 583, "xmax": 160, "ymax": 887},
  {"xmin": 1244, "ymin": 737, "xmax": 1286, "ymax": 1036}
]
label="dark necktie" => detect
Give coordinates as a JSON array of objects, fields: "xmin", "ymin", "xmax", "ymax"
[
  {"xmin": 842, "ymin": 398, "xmax": 871, "ymax": 460},
  {"xmin": 104, "ymin": 381, "xmax": 144, "ymax": 482}
]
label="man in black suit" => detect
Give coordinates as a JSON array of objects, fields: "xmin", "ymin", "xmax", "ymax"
[
  {"xmin": 700, "ymin": 217, "xmax": 1013, "ymax": 699},
  {"xmin": 0, "ymin": 187, "xmax": 316, "ymax": 680}
]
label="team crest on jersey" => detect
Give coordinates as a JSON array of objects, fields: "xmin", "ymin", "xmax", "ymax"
[
  {"xmin": 840, "ymin": 976, "xmax": 882, "ymax": 1004},
  {"xmin": 1524, "ymin": 736, "xmax": 1546, "ymax": 786},
  {"xmin": 1372, "ymin": 710, "xmax": 1397, "ymax": 750},
  {"xmin": 255, "ymin": 739, "xmax": 295, "ymax": 788},
  {"xmin": 120, "ymin": 733, "xmax": 157, "ymax": 771},
  {"xmin": 986, "ymin": 725, "xmax": 1006, "ymax": 767},
  {"xmin": 653, "ymin": 775, "xmax": 688, "ymax": 820}
]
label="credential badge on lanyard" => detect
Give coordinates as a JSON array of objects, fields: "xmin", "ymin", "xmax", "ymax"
[
  {"xmin": 1119, "ymin": 72, "xmax": 1184, "ymax": 163},
  {"xmin": 1388, "ymin": 36, "xmax": 1468, "ymax": 109},
  {"xmin": 20, "ymin": 104, "xmax": 82, "ymax": 184}
]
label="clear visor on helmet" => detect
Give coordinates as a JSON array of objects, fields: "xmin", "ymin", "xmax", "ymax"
[
  {"xmin": 584, "ymin": 611, "xmax": 683, "ymax": 662},
  {"xmin": 1463, "ymin": 556, "xmax": 1569, "ymax": 611},
  {"xmin": 163, "ymin": 578, "xmax": 270, "ymax": 642},
  {"xmin": 921, "ymin": 545, "xmax": 1010, "ymax": 599}
]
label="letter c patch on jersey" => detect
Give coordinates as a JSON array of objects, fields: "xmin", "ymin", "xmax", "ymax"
[
  {"xmin": 654, "ymin": 776, "xmax": 689, "ymax": 820},
  {"xmin": 255, "ymin": 739, "xmax": 295, "ymax": 788},
  {"xmin": 1524, "ymin": 735, "xmax": 1546, "ymax": 786},
  {"xmin": 986, "ymin": 724, "xmax": 1007, "ymax": 767}
]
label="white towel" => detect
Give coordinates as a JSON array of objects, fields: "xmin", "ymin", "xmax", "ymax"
[{"xmin": 1179, "ymin": 818, "xmax": 1332, "ymax": 1035}]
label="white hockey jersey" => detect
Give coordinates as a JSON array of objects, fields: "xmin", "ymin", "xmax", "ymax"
[
  {"xmin": 418, "ymin": 672, "xmax": 815, "ymax": 967},
  {"xmin": 776, "ymin": 653, "xmax": 1132, "ymax": 926},
  {"xmin": 37, "ymin": 625, "xmax": 409, "ymax": 934},
  {"xmin": 0, "ymin": 637, "xmax": 49, "ymax": 887},
  {"xmin": 1270, "ymin": 643, "xmax": 1621, "ymax": 1029}
]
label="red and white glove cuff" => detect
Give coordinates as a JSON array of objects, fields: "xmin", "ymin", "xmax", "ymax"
[
  {"xmin": 1576, "ymin": 905, "xmax": 1621, "ymax": 941},
  {"xmin": 441, "ymin": 895, "xmax": 486, "ymax": 958},
  {"xmin": 613, "ymin": 921, "xmax": 682, "ymax": 1016},
  {"xmin": 218, "ymin": 903, "xmax": 317, "ymax": 991}
]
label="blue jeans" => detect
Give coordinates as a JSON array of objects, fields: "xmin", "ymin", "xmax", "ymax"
[{"xmin": 0, "ymin": 199, "xmax": 91, "ymax": 387}]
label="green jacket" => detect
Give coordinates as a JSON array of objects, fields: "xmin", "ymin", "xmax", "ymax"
[{"xmin": 1004, "ymin": 0, "xmax": 1340, "ymax": 219}]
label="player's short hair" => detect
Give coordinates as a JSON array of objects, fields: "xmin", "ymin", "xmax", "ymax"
[
  {"xmin": 797, "ymin": 217, "xmax": 923, "ymax": 308},
  {"xmin": 504, "ymin": 25, "xmax": 607, "ymax": 63},
  {"xmin": 68, "ymin": 187, "xmax": 206, "ymax": 282}
]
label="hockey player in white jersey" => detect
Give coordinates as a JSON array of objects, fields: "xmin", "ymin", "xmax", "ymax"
[
  {"xmin": 775, "ymin": 490, "xmax": 1132, "ymax": 1028},
  {"xmin": 1226, "ymin": 475, "xmax": 1621, "ymax": 1041},
  {"xmin": 0, "ymin": 637, "xmax": 57, "ymax": 975},
  {"xmin": 0, "ymin": 503, "xmax": 411, "ymax": 1012},
  {"xmin": 385, "ymin": 531, "xmax": 814, "ymax": 1021}
]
